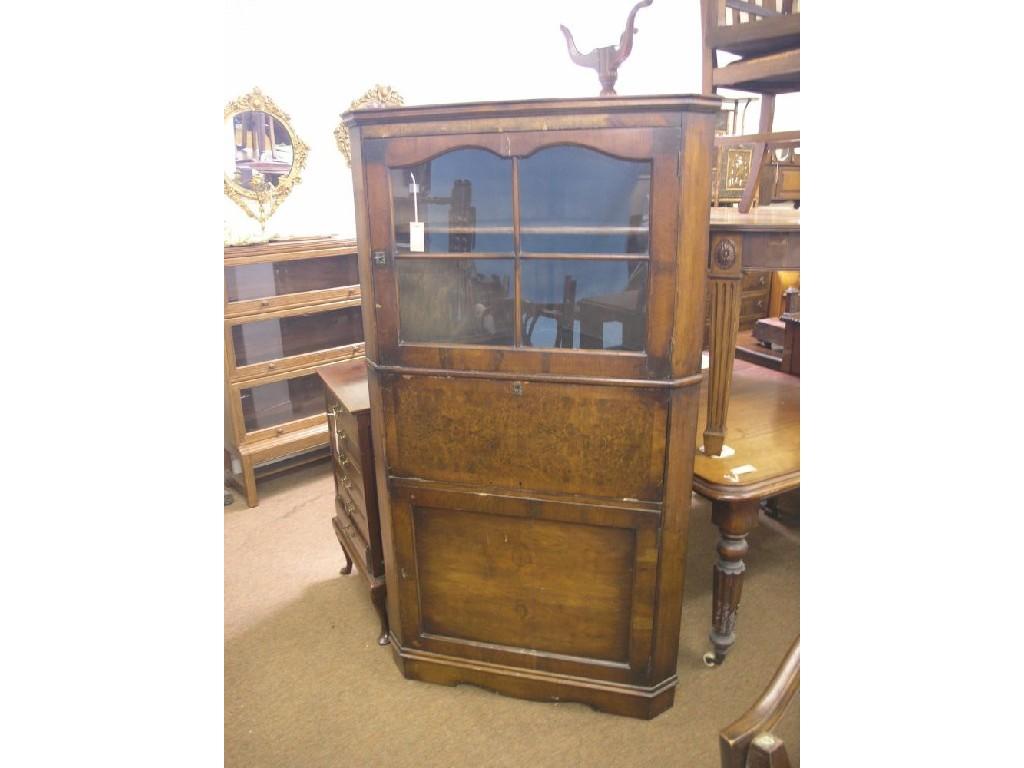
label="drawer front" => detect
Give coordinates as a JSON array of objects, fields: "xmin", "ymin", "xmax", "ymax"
[
  {"xmin": 337, "ymin": 483, "xmax": 370, "ymax": 547},
  {"xmin": 331, "ymin": 407, "xmax": 362, "ymax": 475},
  {"xmin": 334, "ymin": 455, "xmax": 366, "ymax": 502},
  {"xmin": 741, "ymin": 270, "xmax": 771, "ymax": 293},
  {"xmin": 382, "ymin": 373, "xmax": 668, "ymax": 501},
  {"xmin": 743, "ymin": 232, "xmax": 799, "ymax": 270},
  {"xmin": 740, "ymin": 293, "xmax": 769, "ymax": 319}
]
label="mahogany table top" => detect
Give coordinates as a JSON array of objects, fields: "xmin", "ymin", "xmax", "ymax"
[{"xmin": 693, "ymin": 359, "xmax": 800, "ymax": 501}]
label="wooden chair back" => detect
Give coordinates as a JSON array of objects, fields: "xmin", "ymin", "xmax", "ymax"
[{"xmin": 719, "ymin": 635, "xmax": 800, "ymax": 768}]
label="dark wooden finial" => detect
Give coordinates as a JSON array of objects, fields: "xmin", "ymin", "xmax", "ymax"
[{"xmin": 560, "ymin": 0, "xmax": 654, "ymax": 96}]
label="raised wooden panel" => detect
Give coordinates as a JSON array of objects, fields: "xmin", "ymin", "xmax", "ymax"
[
  {"xmin": 414, "ymin": 505, "xmax": 635, "ymax": 662},
  {"xmin": 383, "ymin": 373, "xmax": 667, "ymax": 501}
]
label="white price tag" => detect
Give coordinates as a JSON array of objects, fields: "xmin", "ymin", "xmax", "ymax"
[
  {"xmin": 410, "ymin": 221, "xmax": 425, "ymax": 252},
  {"xmin": 409, "ymin": 173, "xmax": 424, "ymax": 252}
]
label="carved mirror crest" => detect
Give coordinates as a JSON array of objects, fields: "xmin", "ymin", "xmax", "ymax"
[
  {"xmin": 224, "ymin": 87, "xmax": 309, "ymax": 229},
  {"xmin": 334, "ymin": 85, "xmax": 404, "ymax": 167}
]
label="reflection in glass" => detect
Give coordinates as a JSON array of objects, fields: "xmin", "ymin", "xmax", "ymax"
[
  {"xmin": 398, "ymin": 259, "xmax": 514, "ymax": 345},
  {"xmin": 231, "ymin": 111, "xmax": 293, "ymax": 189},
  {"xmin": 521, "ymin": 259, "xmax": 648, "ymax": 351},
  {"xmin": 225, "ymin": 255, "xmax": 359, "ymax": 303},
  {"xmin": 232, "ymin": 306, "xmax": 363, "ymax": 367},
  {"xmin": 392, "ymin": 149, "xmax": 513, "ymax": 253},
  {"xmin": 519, "ymin": 147, "xmax": 650, "ymax": 254},
  {"xmin": 241, "ymin": 373, "xmax": 323, "ymax": 432}
]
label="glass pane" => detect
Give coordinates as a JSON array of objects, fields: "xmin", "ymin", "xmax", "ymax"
[
  {"xmin": 225, "ymin": 254, "xmax": 359, "ymax": 303},
  {"xmin": 398, "ymin": 258, "xmax": 514, "ymax": 345},
  {"xmin": 519, "ymin": 147, "xmax": 651, "ymax": 254},
  {"xmin": 520, "ymin": 259, "xmax": 648, "ymax": 351},
  {"xmin": 240, "ymin": 373, "xmax": 324, "ymax": 432},
  {"xmin": 232, "ymin": 306, "xmax": 363, "ymax": 367},
  {"xmin": 392, "ymin": 149, "xmax": 513, "ymax": 254}
]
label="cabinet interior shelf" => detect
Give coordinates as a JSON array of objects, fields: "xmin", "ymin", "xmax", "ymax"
[
  {"xmin": 393, "ymin": 251, "xmax": 649, "ymax": 260},
  {"xmin": 396, "ymin": 225, "xmax": 649, "ymax": 235}
]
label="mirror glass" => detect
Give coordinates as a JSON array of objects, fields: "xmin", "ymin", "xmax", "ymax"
[{"xmin": 228, "ymin": 110, "xmax": 294, "ymax": 190}]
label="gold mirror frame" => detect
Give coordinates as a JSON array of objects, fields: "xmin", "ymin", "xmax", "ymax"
[
  {"xmin": 334, "ymin": 85, "xmax": 404, "ymax": 167},
  {"xmin": 224, "ymin": 87, "xmax": 310, "ymax": 229}
]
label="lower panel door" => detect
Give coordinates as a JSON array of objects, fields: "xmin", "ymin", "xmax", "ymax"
[{"xmin": 388, "ymin": 481, "xmax": 661, "ymax": 686}]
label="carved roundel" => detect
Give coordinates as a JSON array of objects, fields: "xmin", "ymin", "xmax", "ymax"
[{"xmin": 714, "ymin": 238, "xmax": 737, "ymax": 270}]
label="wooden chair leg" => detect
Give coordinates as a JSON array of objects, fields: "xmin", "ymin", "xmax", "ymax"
[
  {"xmin": 739, "ymin": 95, "xmax": 776, "ymax": 213},
  {"xmin": 738, "ymin": 144, "xmax": 767, "ymax": 213}
]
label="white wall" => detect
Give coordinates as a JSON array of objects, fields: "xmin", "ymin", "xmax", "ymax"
[{"xmin": 224, "ymin": 0, "xmax": 798, "ymax": 243}]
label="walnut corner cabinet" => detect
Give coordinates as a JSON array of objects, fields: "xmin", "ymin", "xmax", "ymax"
[{"xmin": 342, "ymin": 95, "xmax": 719, "ymax": 719}]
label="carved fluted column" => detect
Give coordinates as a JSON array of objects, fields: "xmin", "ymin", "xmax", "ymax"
[
  {"xmin": 708, "ymin": 499, "xmax": 759, "ymax": 664},
  {"xmin": 703, "ymin": 234, "xmax": 743, "ymax": 456}
]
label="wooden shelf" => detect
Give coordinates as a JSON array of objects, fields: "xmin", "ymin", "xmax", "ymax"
[{"xmin": 397, "ymin": 225, "xmax": 649, "ymax": 235}]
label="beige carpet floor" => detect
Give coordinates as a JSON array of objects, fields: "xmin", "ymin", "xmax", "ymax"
[{"xmin": 225, "ymin": 461, "xmax": 799, "ymax": 767}]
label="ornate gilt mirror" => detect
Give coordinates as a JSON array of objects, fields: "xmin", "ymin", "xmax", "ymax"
[
  {"xmin": 224, "ymin": 87, "xmax": 309, "ymax": 229},
  {"xmin": 334, "ymin": 85, "xmax": 404, "ymax": 167}
]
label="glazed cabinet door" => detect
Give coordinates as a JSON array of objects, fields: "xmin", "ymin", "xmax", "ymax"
[{"xmin": 361, "ymin": 127, "xmax": 682, "ymax": 379}]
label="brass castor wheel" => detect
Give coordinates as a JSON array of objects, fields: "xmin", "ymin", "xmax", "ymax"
[{"xmin": 703, "ymin": 651, "xmax": 722, "ymax": 667}]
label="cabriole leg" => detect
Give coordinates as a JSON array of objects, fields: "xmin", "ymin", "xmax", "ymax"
[{"xmin": 370, "ymin": 584, "xmax": 390, "ymax": 646}]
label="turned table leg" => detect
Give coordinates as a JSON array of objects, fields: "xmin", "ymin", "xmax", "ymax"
[
  {"xmin": 704, "ymin": 235, "xmax": 743, "ymax": 456},
  {"xmin": 370, "ymin": 584, "xmax": 390, "ymax": 646},
  {"xmin": 707, "ymin": 498, "xmax": 760, "ymax": 665}
]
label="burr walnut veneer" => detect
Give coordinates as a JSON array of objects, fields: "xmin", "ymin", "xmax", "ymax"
[{"xmin": 343, "ymin": 95, "xmax": 719, "ymax": 718}]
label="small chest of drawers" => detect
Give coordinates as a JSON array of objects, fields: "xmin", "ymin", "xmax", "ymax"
[{"xmin": 319, "ymin": 358, "xmax": 388, "ymax": 646}]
